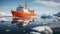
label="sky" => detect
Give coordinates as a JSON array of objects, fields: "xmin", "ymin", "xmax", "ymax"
[{"xmin": 0, "ymin": 0, "xmax": 60, "ymax": 16}]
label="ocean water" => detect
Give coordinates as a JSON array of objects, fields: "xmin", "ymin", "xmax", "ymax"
[{"xmin": 0, "ymin": 16, "xmax": 60, "ymax": 34}]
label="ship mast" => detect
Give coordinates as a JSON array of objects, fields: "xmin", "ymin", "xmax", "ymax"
[
  {"xmin": 18, "ymin": 0, "xmax": 22, "ymax": 6},
  {"xmin": 25, "ymin": 0, "xmax": 28, "ymax": 9},
  {"xmin": 19, "ymin": 0, "xmax": 28, "ymax": 8}
]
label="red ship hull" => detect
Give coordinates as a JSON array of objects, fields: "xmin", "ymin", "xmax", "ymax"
[{"xmin": 11, "ymin": 11, "xmax": 36, "ymax": 22}]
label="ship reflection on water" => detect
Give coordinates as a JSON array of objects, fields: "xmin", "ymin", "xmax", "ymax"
[{"xmin": 0, "ymin": 17, "xmax": 60, "ymax": 34}]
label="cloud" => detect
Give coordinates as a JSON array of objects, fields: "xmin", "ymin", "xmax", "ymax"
[{"xmin": 34, "ymin": 0, "xmax": 60, "ymax": 7}]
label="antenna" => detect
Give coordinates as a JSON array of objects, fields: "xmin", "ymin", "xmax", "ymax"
[
  {"xmin": 25, "ymin": 0, "xmax": 28, "ymax": 8},
  {"xmin": 18, "ymin": 0, "xmax": 21, "ymax": 6}
]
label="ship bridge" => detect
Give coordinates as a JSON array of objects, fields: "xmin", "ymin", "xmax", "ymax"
[{"xmin": 16, "ymin": 5, "xmax": 24, "ymax": 12}]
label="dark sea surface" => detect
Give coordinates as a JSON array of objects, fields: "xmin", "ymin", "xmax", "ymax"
[{"xmin": 0, "ymin": 16, "xmax": 60, "ymax": 34}]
